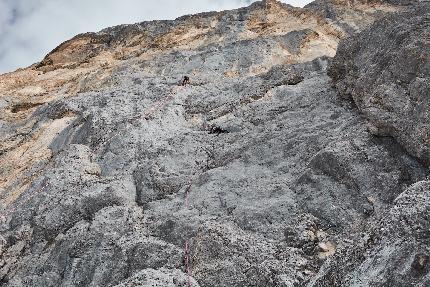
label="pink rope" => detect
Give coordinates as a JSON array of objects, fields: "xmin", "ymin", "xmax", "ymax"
[
  {"xmin": 2, "ymin": 87, "xmax": 184, "ymax": 217},
  {"xmin": 3, "ymin": 86, "xmax": 186, "ymax": 217},
  {"xmin": 184, "ymin": 240, "xmax": 192, "ymax": 287},
  {"xmin": 184, "ymin": 177, "xmax": 193, "ymax": 287},
  {"xmin": 2, "ymin": 85, "xmax": 194, "ymax": 285},
  {"xmin": 94, "ymin": 86, "xmax": 183, "ymax": 154}
]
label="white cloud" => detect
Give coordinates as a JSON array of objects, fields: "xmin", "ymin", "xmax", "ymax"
[{"xmin": 0, "ymin": 0, "xmax": 312, "ymax": 74}]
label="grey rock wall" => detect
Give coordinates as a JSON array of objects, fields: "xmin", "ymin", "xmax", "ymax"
[
  {"xmin": 2, "ymin": 53, "xmax": 426, "ymax": 286},
  {"xmin": 329, "ymin": 2, "xmax": 430, "ymax": 166},
  {"xmin": 0, "ymin": 1, "xmax": 428, "ymax": 286}
]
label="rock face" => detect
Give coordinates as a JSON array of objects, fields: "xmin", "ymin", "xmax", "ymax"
[
  {"xmin": 312, "ymin": 3, "xmax": 430, "ymax": 286},
  {"xmin": 0, "ymin": 0, "xmax": 428, "ymax": 286},
  {"xmin": 329, "ymin": 2, "xmax": 430, "ymax": 166},
  {"xmin": 309, "ymin": 180, "xmax": 430, "ymax": 287},
  {"xmin": 1, "ymin": 0, "xmax": 348, "ymax": 205},
  {"xmin": 304, "ymin": 0, "xmax": 402, "ymax": 34}
]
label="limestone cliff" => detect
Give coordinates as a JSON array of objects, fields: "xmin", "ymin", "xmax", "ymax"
[{"xmin": 0, "ymin": 0, "xmax": 428, "ymax": 286}]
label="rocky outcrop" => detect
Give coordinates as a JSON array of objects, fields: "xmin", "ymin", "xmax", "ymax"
[
  {"xmin": 305, "ymin": 0, "xmax": 403, "ymax": 34},
  {"xmin": 329, "ymin": 2, "xmax": 430, "ymax": 165},
  {"xmin": 309, "ymin": 180, "xmax": 430, "ymax": 286},
  {"xmin": 0, "ymin": 0, "xmax": 428, "ymax": 286},
  {"xmin": 306, "ymin": 3, "xmax": 430, "ymax": 286}
]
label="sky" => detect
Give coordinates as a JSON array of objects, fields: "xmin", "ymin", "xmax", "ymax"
[{"xmin": 0, "ymin": 0, "xmax": 312, "ymax": 74}]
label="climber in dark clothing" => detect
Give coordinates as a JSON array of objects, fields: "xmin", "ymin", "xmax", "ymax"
[
  {"xmin": 181, "ymin": 76, "xmax": 190, "ymax": 86},
  {"xmin": 209, "ymin": 126, "xmax": 228, "ymax": 135}
]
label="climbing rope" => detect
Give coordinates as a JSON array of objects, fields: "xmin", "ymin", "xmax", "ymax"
[
  {"xmin": 2, "ymin": 83, "xmax": 199, "ymax": 286},
  {"xmin": 1, "ymin": 84, "xmax": 185, "ymax": 221},
  {"xmin": 184, "ymin": 179, "xmax": 193, "ymax": 287},
  {"xmin": 93, "ymin": 85, "xmax": 184, "ymax": 154}
]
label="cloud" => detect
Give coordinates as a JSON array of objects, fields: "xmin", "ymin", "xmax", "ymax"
[{"xmin": 0, "ymin": 0, "xmax": 312, "ymax": 74}]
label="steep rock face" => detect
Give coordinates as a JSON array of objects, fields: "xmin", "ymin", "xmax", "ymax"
[
  {"xmin": 1, "ymin": 0, "xmax": 347, "ymax": 205},
  {"xmin": 329, "ymin": 3, "xmax": 430, "ymax": 165},
  {"xmin": 3, "ymin": 54, "xmax": 426, "ymax": 286},
  {"xmin": 309, "ymin": 3, "xmax": 430, "ymax": 286},
  {"xmin": 0, "ymin": 0, "xmax": 427, "ymax": 286},
  {"xmin": 0, "ymin": 0, "xmax": 401, "ymax": 224}
]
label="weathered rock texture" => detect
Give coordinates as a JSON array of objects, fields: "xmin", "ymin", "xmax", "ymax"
[
  {"xmin": 329, "ymin": 2, "xmax": 430, "ymax": 165},
  {"xmin": 0, "ymin": 0, "xmax": 428, "ymax": 286},
  {"xmin": 310, "ymin": 2, "xmax": 430, "ymax": 286},
  {"xmin": 309, "ymin": 180, "xmax": 430, "ymax": 286},
  {"xmin": 305, "ymin": 0, "xmax": 403, "ymax": 34}
]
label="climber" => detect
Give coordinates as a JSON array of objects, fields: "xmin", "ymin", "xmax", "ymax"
[
  {"xmin": 209, "ymin": 126, "xmax": 228, "ymax": 135},
  {"xmin": 181, "ymin": 76, "xmax": 190, "ymax": 86}
]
